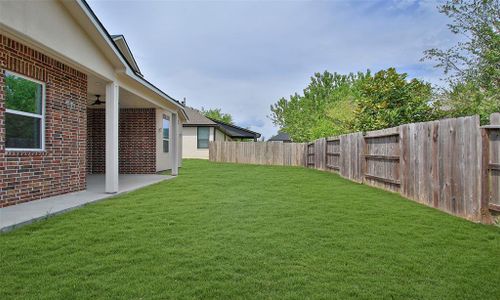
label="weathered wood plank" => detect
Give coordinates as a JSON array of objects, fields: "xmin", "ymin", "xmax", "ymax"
[
  {"xmin": 364, "ymin": 154, "xmax": 400, "ymax": 161},
  {"xmin": 363, "ymin": 126, "xmax": 399, "ymax": 138},
  {"xmin": 489, "ymin": 163, "xmax": 500, "ymax": 170},
  {"xmin": 489, "ymin": 203, "xmax": 500, "ymax": 212},
  {"xmin": 208, "ymin": 141, "xmax": 307, "ymax": 167},
  {"xmin": 364, "ymin": 174, "xmax": 401, "ymax": 185},
  {"xmin": 481, "ymin": 128, "xmax": 492, "ymax": 223},
  {"xmin": 487, "ymin": 113, "xmax": 500, "ymax": 223},
  {"xmin": 399, "ymin": 124, "xmax": 409, "ymax": 197}
]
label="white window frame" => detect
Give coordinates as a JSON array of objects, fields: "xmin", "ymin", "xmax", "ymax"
[
  {"xmin": 4, "ymin": 71, "xmax": 46, "ymax": 152},
  {"xmin": 162, "ymin": 115, "xmax": 170, "ymax": 153}
]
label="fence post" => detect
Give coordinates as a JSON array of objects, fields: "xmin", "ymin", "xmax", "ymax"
[
  {"xmin": 318, "ymin": 138, "xmax": 326, "ymax": 170},
  {"xmin": 361, "ymin": 133, "xmax": 367, "ymax": 183},
  {"xmin": 305, "ymin": 143, "xmax": 308, "ymax": 168},
  {"xmin": 481, "ymin": 127, "xmax": 492, "ymax": 223},
  {"xmin": 481, "ymin": 113, "xmax": 500, "ymax": 223},
  {"xmin": 324, "ymin": 138, "xmax": 328, "ymax": 170},
  {"xmin": 399, "ymin": 125, "xmax": 409, "ymax": 197}
]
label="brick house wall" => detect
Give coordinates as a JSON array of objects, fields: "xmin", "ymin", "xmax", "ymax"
[
  {"xmin": 0, "ymin": 35, "xmax": 87, "ymax": 207},
  {"xmin": 87, "ymin": 108, "xmax": 156, "ymax": 174}
]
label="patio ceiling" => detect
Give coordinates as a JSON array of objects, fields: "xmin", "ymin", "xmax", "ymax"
[{"xmin": 87, "ymin": 73, "xmax": 158, "ymax": 108}]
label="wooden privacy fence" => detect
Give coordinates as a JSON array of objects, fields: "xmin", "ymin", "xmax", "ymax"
[
  {"xmin": 482, "ymin": 114, "xmax": 500, "ymax": 221},
  {"xmin": 209, "ymin": 141, "xmax": 307, "ymax": 166},
  {"xmin": 209, "ymin": 114, "xmax": 500, "ymax": 223}
]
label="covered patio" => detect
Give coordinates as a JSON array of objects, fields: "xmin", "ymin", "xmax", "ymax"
[
  {"xmin": 86, "ymin": 73, "xmax": 181, "ymax": 194},
  {"xmin": 0, "ymin": 1, "xmax": 187, "ymax": 212},
  {"xmin": 0, "ymin": 174, "xmax": 174, "ymax": 232}
]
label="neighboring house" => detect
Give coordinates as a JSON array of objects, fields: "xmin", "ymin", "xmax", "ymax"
[
  {"xmin": 0, "ymin": 0, "xmax": 188, "ymax": 207},
  {"xmin": 268, "ymin": 131, "xmax": 292, "ymax": 143},
  {"xmin": 182, "ymin": 107, "xmax": 261, "ymax": 159}
]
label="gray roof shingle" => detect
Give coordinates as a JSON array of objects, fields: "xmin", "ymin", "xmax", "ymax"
[
  {"xmin": 268, "ymin": 131, "xmax": 292, "ymax": 142},
  {"xmin": 211, "ymin": 119, "xmax": 261, "ymax": 139},
  {"xmin": 181, "ymin": 107, "xmax": 261, "ymax": 139},
  {"xmin": 183, "ymin": 107, "xmax": 217, "ymax": 126}
]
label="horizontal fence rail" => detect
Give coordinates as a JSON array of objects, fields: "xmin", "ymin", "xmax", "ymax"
[{"xmin": 209, "ymin": 114, "xmax": 500, "ymax": 223}]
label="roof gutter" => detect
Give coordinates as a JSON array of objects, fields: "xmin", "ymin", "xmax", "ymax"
[{"xmin": 124, "ymin": 68, "xmax": 189, "ymax": 120}]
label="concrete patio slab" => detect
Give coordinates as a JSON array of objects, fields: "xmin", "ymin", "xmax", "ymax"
[{"xmin": 0, "ymin": 174, "xmax": 174, "ymax": 233}]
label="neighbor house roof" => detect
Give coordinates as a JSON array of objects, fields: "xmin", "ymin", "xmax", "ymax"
[
  {"xmin": 182, "ymin": 107, "xmax": 261, "ymax": 139},
  {"xmin": 183, "ymin": 107, "xmax": 218, "ymax": 126},
  {"xmin": 268, "ymin": 131, "xmax": 292, "ymax": 142},
  {"xmin": 210, "ymin": 119, "xmax": 261, "ymax": 139}
]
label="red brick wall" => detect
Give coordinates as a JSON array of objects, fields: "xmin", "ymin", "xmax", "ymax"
[
  {"xmin": 87, "ymin": 108, "xmax": 156, "ymax": 174},
  {"xmin": 86, "ymin": 108, "xmax": 105, "ymax": 174},
  {"xmin": 0, "ymin": 35, "xmax": 87, "ymax": 207}
]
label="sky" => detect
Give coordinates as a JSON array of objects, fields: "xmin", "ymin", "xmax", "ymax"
[{"xmin": 87, "ymin": 0, "xmax": 457, "ymax": 139}]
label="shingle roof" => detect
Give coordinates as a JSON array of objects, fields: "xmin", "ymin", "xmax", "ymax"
[
  {"xmin": 211, "ymin": 119, "xmax": 261, "ymax": 139},
  {"xmin": 183, "ymin": 107, "xmax": 217, "ymax": 126},
  {"xmin": 181, "ymin": 107, "xmax": 261, "ymax": 139},
  {"xmin": 268, "ymin": 131, "xmax": 292, "ymax": 142},
  {"xmin": 79, "ymin": 0, "xmax": 188, "ymax": 121}
]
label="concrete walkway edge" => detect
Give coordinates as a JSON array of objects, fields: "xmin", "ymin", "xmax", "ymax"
[{"xmin": 0, "ymin": 175, "xmax": 174, "ymax": 233}]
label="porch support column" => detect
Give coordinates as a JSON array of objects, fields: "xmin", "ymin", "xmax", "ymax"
[
  {"xmin": 105, "ymin": 82, "xmax": 119, "ymax": 193},
  {"xmin": 171, "ymin": 113, "xmax": 179, "ymax": 176}
]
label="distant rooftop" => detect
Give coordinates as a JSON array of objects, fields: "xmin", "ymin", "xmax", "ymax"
[
  {"xmin": 182, "ymin": 107, "xmax": 261, "ymax": 140},
  {"xmin": 183, "ymin": 107, "xmax": 217, "ymax": 126},
  {"xmin": 210, "ymin": 118, "xmax": 261, "ymax": 140},
  {"xmin": 268, "ymin": 131, "xmax": 292, "ymax": 142}
]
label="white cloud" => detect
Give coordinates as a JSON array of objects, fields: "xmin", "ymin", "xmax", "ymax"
[{"xmin": 88, "ymin": 0, "xmax": 455, "ymax": 139}]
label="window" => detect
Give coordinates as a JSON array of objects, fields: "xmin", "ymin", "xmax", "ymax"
[
  {"xmin": 163, "ymin": 116, "xmax": 169, "ymax": 153},
  {"xmin": 4, "ymin": 72, "xmax": 44, "ymax": 150},
  {"xmin": 197, "ymin": 127, "xmax": 210, "ymax": 149}
]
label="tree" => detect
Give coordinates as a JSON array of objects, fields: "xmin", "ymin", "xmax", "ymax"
[
  {"xmin": 270, "ymin": 71, "xmax": 365, "ymax": 142},
  {"xmin": 201, "ymin": 108, "xmax": 233, "ymax": 124},
  {"xmin": 352, "ymin": 68, "xmax": 433, "ymax": 132},
  {"xmin": 422, "ymin": 0, "xmax": 500, "ymax": 123},
  {"xmin": 5, "ymin": 74, "xmax": 41, "ymax": 113},
  {"xmin": 270, "ymin": 69, "xmax": 433, "ymax": 141}
]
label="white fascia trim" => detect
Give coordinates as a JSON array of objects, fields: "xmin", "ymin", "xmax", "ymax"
[
  {"xmin": 128, "ymin": 71, "xmax": 189, "ymax": 121},
  {"xmin": 74, "ymin": 0, "xmax": 187, "ymax": 120},
  {"xmin": 124, "ymin": 68, "xmax": 188, "ymax": 113},
  {"xmin": 112, "ymin": 35, "xmax": 142, "ymax": 74},
  {"xmin": 74, "ymin": 0, "xmax": 128, "ymax": 71}
]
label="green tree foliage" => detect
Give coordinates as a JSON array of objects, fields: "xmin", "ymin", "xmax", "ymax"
[
  {"xmin": 270, "ymin": 71, "xmax": 364, "ymax": 142},
  {"xmin": 270, "ymin": 69, "xmax": 433, "ymax": 142},
  {"xmin": 5, "ymin": 74, "xmax": 41, "ymax": 113},
  {"xmin": 201, "ymin": 108, "xmax": 233, "ymax": 124},
  {"xmin": 423, "ymin": 0, "xmax": 500, "ymax": 123},
  {"xmin": 352, "ymin": 68, "xmax": 433, "ymax": 132}
]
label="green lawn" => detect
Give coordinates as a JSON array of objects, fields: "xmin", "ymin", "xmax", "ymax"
[{"xmin": 1, "ymin": 160, "xmax": 499, "ymax": 299}]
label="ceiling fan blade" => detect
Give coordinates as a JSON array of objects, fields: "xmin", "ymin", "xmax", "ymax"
[{"xmin": 90, "ymin": 94, "xmax": 105, "ymax": 106}]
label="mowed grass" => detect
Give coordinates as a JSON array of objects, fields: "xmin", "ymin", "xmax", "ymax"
[{"xmin": 1, "ymin": 160, "xmax": 499, "ymax": 299}]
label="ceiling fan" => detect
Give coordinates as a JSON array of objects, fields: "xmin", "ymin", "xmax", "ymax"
[{"xmin": 91, "ymin": 95, "xmax": 105, "ymax": 106}]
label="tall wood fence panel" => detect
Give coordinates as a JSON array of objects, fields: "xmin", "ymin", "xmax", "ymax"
[
  {"xmin": 325, "ymin": 138, "xmax": 340, "ymax": 171},
  {"xmin": 363, "ymin": 127, "xmax": 401, "ymax": 192},
  {"xmin": 339, "ymin": 132, "xmax": 364, "ymax": 182},
  {"xmin": 398, "ymin": 117, "xmax": 482, "ymax": 220},
  {"xmin": 208, "ymin": 114, "xmax": 500, "ymax": 223},
  {"xmin": 488, "ymin": 126, "xmax": 500, "ymax": 209},
  {"xmin": 209, "ymin": 141, "xmax": 307, "ymax": 167},
  {"xmin": 306, "ymin": 143, "xmax": 315, "ymax": 168},
  {"xmin": 482, "ymin": 113, "xmax": 500, "ymax": 222}
]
